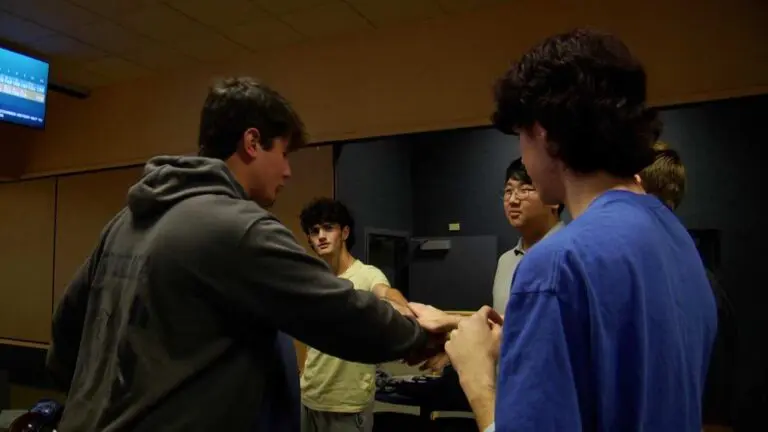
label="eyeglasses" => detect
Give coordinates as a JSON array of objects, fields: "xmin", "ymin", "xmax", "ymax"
[{"xmin": 503, "ymin": 185, "xmax": 536, "ymax": 200}]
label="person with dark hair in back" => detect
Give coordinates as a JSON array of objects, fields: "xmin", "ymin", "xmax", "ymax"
[
  {"xmin": 492, "ymin": 157, "xmax": 564, "ymax": 314},
  {"xmin": 638, "ymin": 141, "xmax": 738, "ymax": 430},
  {"xmin": 298, "ymin": 197, "xmax": 411, "ymax": 432},
  {"xmin": 440, "ymin": 29, "xmax": 717, "ymax": 432},
  {"xmin": 47, "ymin": 77, "xmax": 454, "ymax": 432}
]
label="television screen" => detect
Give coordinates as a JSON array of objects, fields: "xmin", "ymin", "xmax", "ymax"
[{"xmin": 0, "ymin": 46, "xmax": 49, "ymax": 129}]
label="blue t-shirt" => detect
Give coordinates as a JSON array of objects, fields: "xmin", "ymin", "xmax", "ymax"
[{"xmin": 496, "ymin": 190, "xmax": 717, "ymax": 431}]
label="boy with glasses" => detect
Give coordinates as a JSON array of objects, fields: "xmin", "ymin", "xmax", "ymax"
[{"xmin": 492, "ymin": 158, "xmax": 563, "ymax": 314}]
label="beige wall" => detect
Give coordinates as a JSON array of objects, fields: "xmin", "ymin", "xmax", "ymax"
[
  {"xmin": 0, "ymin": 179, "xmax": 56, "ymax": 342},
  {"xmin": 53, "ymin": 167, "xmax": 145, "ymax": 306},
  {"xmin": 0, "ymin": 0, "xmax": 765, "ymax": 179}
]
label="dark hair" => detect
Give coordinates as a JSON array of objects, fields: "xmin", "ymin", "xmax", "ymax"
[
  {"xmin": 504, "ymin": 157, "xmax": 565, "ymax": 216},
  {"xmin": 505, "ymin": 157, "xmax": 533, "ymax": 185},
  {"xmin": 300, "ymin": 198, "xmax": 356, "ymax": 248},
  {"xmin": 638, "ymin": 141, "xmax": 686, "ymax": 210},
  {"xmin": 198, "ymin": 77, "xmax": 307, "ymax": 159},
  {"xmin": 492, "ymin": 28, "xmax": 660, "ymax": 178}
]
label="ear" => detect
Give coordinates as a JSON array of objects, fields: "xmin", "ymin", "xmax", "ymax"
[
  {"xmin": 341, "ymin": 226, "xmax": 350, "ymax": 242},
  {"xmin": 242, "ymin": 127, "xmax": 262, "ymax": 158},
  {"xmin": 531, "ymin": 122, "xmax": 547, "ymax": 139},
  {"xmin": 634, "ymin": 174, "xmax": 643, "ymax": 187},
  {"xmin": 532, "ymin": 122, "xmax": 559, "ymax": 158}
]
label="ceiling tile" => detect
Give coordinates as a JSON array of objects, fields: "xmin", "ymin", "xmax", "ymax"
[
  {"xmin": 120, "ymin": 42, "xmax": 200, "ymax": 70},
  {"xmin": 69, "ymin": 20, "xmax": 149, "ymax": 54},
  {"xmin": 164, "ymin": 0, "xmax": 262, "ymax": 28},
  {"xmin": 438, "ymin": 0, "xmax": 508, "ymax": 14},
  {"xmin": 117, "ymin": 3, "xmax": 212, "ymax": 44},
  {"xmin": 345, "ymin": 0, "xmax": 444, "ymax": 27},
  {"xmin": 219, "ymin": 15, "xmax": 303, "ymax": 52},
  {"xmin": 0, "ymin": 10, "xmax": 56, "ymax": 44},
  {"xmin": 68, "ymin": 0, "xmax": 158, "ymax": 18},
  {"xmin": 254, "ymin": 0, "xmax": 332, "ymax": 16},
  {"xmin": 173, "ymin": 32, "xmax": 252, "ymax": 63},
  {"xmin": 0, "ymin": 0, "xmax": 99, "ymax": 33},
  {"xmin": 84, "ymin": 56, "xmax": 151, "ymax": 81},
  {"xmin": 49, "ymin": 64, "xmax": 117, "ymax": 89},
  {"xmin": 283, "ymin": 2, "xmax": 372, "ymax": 38},
  {"xmin": 26, "ymin": 34, "xmax": 105, "ymax": 63}
]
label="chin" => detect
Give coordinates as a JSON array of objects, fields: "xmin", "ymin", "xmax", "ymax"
[
  {"xmin": 256, "ymin": 196, "xmax": 276, "ymax": 209},
  {"xmin": 539, "ymin": 194, "xmax": 562, "ymax": 207}
]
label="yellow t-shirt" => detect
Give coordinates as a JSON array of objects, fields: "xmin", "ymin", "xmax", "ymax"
[{"xmin": 300, "ymin": 260, "xmax": 389, "ymax": 413}]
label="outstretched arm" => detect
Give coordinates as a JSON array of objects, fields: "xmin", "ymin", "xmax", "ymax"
[
  {"xmin": 372, "ymin": 283, "xmax": 413, "ymax": 317},
  {"xmin": 221, "ymin": 218, "xmax": 432, "ymax": 364}
]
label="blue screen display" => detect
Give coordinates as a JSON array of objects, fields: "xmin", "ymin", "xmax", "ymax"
[{"xmin": 0, "ymin": 46, "xmax": 49, "ymax": 129}]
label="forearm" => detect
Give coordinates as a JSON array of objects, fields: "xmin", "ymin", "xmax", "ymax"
[
  {"xmin": 460, "ymin": 376, "xmax": 496, "ymax": 431},
  {"xmin": 373, "ymin": 284, "xmax": 408, "ymax": 306},
  {"xmin": 273, "ymin": 272, "xmax": 427, "ymax": 363},
  {"xmin": 385, "ymin": 288, "xmax": 409, "ymax": 306}
]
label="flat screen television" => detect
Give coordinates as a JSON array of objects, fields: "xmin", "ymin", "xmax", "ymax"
[{"xmin": 0, "ymin": 46, "xmax": 49, "ymax": 129}]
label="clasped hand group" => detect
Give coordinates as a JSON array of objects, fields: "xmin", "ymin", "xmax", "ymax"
[{"xmin": 391, "ymin": 301, "xmax": 504, "ymax": 384}]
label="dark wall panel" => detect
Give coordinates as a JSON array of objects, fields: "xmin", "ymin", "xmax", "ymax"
[{"xmin": 335, "ymin": 139, "xmax": 413, "ymax": 259}]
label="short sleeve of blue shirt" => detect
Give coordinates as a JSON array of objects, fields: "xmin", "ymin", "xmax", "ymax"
[{"xmin": 496, "ymin": 244, "xmax": 583, "ymax": 431}]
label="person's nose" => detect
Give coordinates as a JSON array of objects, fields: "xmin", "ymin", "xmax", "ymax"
[{"xmin": 284, "ymin": 161, "xmax": 292, "ymax": 179}]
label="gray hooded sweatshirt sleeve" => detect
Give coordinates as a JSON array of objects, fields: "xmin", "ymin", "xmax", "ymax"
[{"xmin": 48, "ymin": 156, "xmax": 427, "ymax": 432}]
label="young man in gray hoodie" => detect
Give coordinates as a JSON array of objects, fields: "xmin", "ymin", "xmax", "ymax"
[{"xmin": 47, "ymin": 77, "xmax": 451, "ymax": 431}]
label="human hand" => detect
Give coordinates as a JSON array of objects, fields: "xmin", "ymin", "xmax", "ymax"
[
  {"xmin": 385, "ymin": 299, "xmax": 415, "ymax": 318},
  {"xmin": 444, "ymin": 306, "xmax": 503, "ymax": 382},
  {"xmin": 420, "ymin": 351, "xmax": 451, "ymax": 373},
  {"xmin": 408, "ymin": 303, "xmax": 462, "ymax": 333},
  {"xmin": 404, "ymin": 331, "xmax": 447, "ymax": 367}
]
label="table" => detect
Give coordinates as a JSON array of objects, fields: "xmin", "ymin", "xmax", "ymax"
[{"xmin": 375, "ymin": 367, "xmax": 472, "ymax": 429}]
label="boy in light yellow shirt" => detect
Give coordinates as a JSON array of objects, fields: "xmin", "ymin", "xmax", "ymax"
[{"xmin": 299, "ymin": 198, "xmax": 411, "ymax": 432}]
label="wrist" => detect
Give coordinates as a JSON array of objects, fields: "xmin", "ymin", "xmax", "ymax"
[
  {"xmin": 459, "ymin": 369, "xmax": 496, "ymax": 398},
  {"xmin": 459, "ymin": 373, "xmax": 496, "ymax": 430}
]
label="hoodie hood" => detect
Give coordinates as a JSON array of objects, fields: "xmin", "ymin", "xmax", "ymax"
[{"xmin": 128, "ymin": 156, "xmax": 248, "ymax": 220}]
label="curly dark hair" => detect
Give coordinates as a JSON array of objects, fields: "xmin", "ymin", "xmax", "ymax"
[
  {"xmin": 492, "ymin": 28, "xmax": 661, "ymax": 178},
  {"xmin": 198, "ymin": 77, "xmax": 307, "ymax": 159},
  {"xmin": 299, "ymin": 198, "xmax": 356, "ymax": 249}
]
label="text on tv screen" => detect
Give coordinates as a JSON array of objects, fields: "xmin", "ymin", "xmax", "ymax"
[{"xmin": 0, "ymin": 46, "xmax": 49, "ymax": 129}]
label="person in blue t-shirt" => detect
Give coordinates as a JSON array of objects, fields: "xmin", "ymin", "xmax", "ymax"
[{"xmin": 441, "ymin": 28, "xmax": 717, "ymax": 432}]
